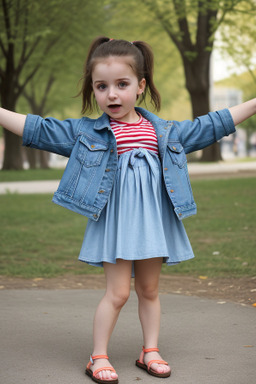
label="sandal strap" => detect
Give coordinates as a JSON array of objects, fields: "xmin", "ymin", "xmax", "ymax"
[
  {"xmin": 91, "ymin": 354, "xmax": 109, "ymax": 362},
  {"xmin": 87, "ymin": 354, "xmax": 109, "ymax": 370},
  {"xmin": 143, "ymin": 346, "xmax": 159, "ymax": 353},
  {"xmin": 148, "ymin": 359, "xmax": 168, "ymax": 370},
  {"xmin": 93, "ymin": 366, "xmax": 116, "ymax": 378}
]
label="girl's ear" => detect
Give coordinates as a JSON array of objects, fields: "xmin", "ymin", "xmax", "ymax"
[{"xmin": 137, "ymin": 78, "xmax": 146, "ymax": 95}]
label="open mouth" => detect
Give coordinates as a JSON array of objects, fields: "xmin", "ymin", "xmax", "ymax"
[{"xmin": 108, "ymin": 104, "xmax": 121, "ymax": 110}]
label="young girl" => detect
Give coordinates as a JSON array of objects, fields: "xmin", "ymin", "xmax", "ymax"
[{"xmin": 1, "ymin": 37, "xmax": 256, "ymax": 384}]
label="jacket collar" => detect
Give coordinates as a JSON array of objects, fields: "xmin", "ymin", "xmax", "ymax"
[{"xmin": 93, "ymin": 107, "xmax": 167, "ymax": 131}]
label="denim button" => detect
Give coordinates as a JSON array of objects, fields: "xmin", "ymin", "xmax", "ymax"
[{"xmin": 93, "ymin": 214, "xmax": 98, "ymax": 219}]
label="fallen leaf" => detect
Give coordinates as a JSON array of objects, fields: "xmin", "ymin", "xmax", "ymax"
[
  {"xmin": 252, "ymin": 303, "xmax": 256, "ymax": 307},
  {"xmin": 243, "ymin": 345, "xmax": 254, "ymax": 348},
  {"xmin": 199, "ymin": 276, "xmax": 208, "ymax": 280},
  {"xmin": 33, "ymin": 278, "xmax": 43, "ymax": 282}
]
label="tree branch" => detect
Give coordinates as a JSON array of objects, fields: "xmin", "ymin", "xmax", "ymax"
[
  {"xmin": 172, "ymin": 0, "xmax": 193, "ymax": 50},
  {"xmin": 16, "ymin": 36, "xmax": 42, "ymax": 77},
  {"xmin": 18, "ymin": 0, "xmax": 29, "ymax": 68},
  {"xmin": 2, "ymin": 0, "xmax": 12, "ymax": 41},
  {"xmin": 16, "ymin": 64, "xmax": 41, "ymax": 99},
  {"xmin": 41, "ymin": 74, "xmax": 55, "ymax": 111},
  {"xmin": 0, "ymin": 66, "xmax": 5, "ymax": 80},
  {"xmin": 0, "ymin": 36, "xmax": 7, "ymax": 57},
  {"xmin": 196, "ymin": 2, "xmax": 218, "ymax": 53},
  {"xmin": 13, "ymin": 0, "xmax": 21, "ymax": 40}
]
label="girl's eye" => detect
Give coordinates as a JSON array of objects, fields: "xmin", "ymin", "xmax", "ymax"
[
  {"xmin": 119, "ymin": 82, "xmax": 128, "ymax": 88},
  {"xmin": 97, "ymin": 84, "xmax": 106, "ymax": 90}
]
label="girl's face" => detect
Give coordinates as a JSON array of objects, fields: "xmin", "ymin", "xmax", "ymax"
[{"xmin": 92, "ymin": 56, "xmax": 145, "ymax": 123}]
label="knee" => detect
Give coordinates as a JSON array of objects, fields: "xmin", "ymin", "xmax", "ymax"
[
  {"xmin": 135, "ymin": 283, "xmax": 159, "ymax": 302},
  {"xmin": 107, "ymin": 288, "xmax": 130, "ymax": 310}
]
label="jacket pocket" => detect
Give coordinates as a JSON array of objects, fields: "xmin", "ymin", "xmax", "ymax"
[
  {"xmin": 167, "ymin": 142, "xmax": 187, "ymax": 168},
  {"xmin": 77, "ymin": 135, "xmax": 108, "ymax": 167}
]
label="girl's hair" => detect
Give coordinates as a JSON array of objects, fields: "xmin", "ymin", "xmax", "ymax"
[{"xmin": 79, "ymin": 36, "xmax": 161, "ymax": 114}]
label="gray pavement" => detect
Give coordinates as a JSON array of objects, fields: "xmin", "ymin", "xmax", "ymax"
[
  {"xmin": 0, "ymin": 161, "xmax": 256, "ymax": 194},
  {"xmin": 1, "ymin": 290, "xmax": 256, "ymax": 384}
]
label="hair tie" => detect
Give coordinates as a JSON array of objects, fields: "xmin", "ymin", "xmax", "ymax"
[{"xmin": 109, "ymin": 38, "xmax": 114, "ymax": 41}]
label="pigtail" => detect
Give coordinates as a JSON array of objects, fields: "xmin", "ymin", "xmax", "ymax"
[
  {"xmin": 133, "ymin": 41, "xmax": 161, "ymax": 111},
  {"xmin": 80, "ymin": 36, "xmax": 110, "ymax": 114}
]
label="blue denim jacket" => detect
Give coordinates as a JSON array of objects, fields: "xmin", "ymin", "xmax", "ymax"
[{"xmin": 23, "ymin": 107, "xmax": 235, "ymax": 221}]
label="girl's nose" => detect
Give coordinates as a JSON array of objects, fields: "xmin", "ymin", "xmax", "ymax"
[{"xmin": 108, "ymin": 87, "xmax": 117, "ymax": 100}]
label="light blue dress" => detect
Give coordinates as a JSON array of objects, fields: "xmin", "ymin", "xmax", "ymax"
[{"xmin": 79, "ymin": 148, "xmax": 194, "ymax": 275}]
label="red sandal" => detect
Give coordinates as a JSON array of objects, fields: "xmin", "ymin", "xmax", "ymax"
[
  {"xmin": 86, "ymin": 354, "xmax": 119, "ymax": 384},
  {"xmin": 136, "ymin": 346, "xmax": 171, "ymax": 378}
]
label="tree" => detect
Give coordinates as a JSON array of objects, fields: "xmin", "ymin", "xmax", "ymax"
[
  {"xmin": 217, "ymin": 3, "xmax": 256, "ymax": 84},
  {"xmin": 22, "ymin": 74, "xmax": 55, "ymax": 169},
  {"xmin": 108, "ymin": 0, "xmax": 256, "ymax": 161},
  {"xmin": 142, "ymin": 0, "xmax": 256, "ymax": 160},
  {"xmin": 0, "ymin": 0, "xmax": 103, "ymax": 169}
]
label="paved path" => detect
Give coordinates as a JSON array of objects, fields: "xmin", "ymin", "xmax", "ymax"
[
  {"xmin": 1, "ymin": 290, "xmax": 256, "ymax": 384},
  {"xmin": 0, "ymin": 161, "xmax": 256, "ymax": 194}
]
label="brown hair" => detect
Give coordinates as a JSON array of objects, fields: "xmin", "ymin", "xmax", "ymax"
[{"xmin": 79, "ymin": 36, "xmax": 161, "ymax": 114}]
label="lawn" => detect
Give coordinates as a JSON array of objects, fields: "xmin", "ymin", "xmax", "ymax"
[
  {"xmin": 0, "ymin": 177, "xmax": 255, "ymax": 278},
  {"xmin": 0, "ymin": 168, "xmax": 64, "ymax": 182}
]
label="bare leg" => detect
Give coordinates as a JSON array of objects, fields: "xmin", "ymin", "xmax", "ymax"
[
  {"xmin": 134, "ymin": 258, "xmax": 171, "ymax": 375},
  {"xmin": 91, "ymin": 260, "xmax": 132, "ymax": 381}
]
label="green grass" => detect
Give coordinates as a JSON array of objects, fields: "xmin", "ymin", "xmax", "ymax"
[
  {"xmin": 0, "ymin": 178, "xmax": 255, "ymax": 278},
  {"xmin": 0, "ymin": 168, "xmax": 64, "ymax": 182},
  {"xmin": 162, "ymin": 177, "xmax": 256, "ymax": 277}
]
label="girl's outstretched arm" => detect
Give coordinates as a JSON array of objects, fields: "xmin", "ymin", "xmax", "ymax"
[
  {"xmin": 228, "ymin": 98, "xmax": 256, "ymax": 126},
  {"xmin": 0, "ymin": 108, "xmax": 26, "ymax": 137}
]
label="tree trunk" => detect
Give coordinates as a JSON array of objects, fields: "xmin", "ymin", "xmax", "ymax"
[
  {"xmin": 2, "ymin": 129, "xmax": 23, "ymax": 170},
  {"xmin": 23, "ymin": 147, "xmax": 50, "ymax": 169},
  {"xmin": 183, "ymin": 54, "xmax": 222, "ymax": 162},
  {"xmin": 1, "ymin": 95, "xmax": 24, "ymax": 170}
]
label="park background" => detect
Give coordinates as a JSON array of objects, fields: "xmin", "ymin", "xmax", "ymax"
[{"xmin": 0, "ymin": 0, "xmax": 256, "ymax": 303}]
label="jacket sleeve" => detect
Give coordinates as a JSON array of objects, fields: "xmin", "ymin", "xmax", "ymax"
[
  {"xmin": 22, "ymin": 114, "xmax": 83, "ymax": 157},
  {"xmin": 173, "ymin": 109, "xmax": 236, "ymax": 154}
]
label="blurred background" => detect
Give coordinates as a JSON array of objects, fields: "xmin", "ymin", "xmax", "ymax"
[{"xmin": 0, "ymin": 0, "xmax": 256, "ymax": 170}]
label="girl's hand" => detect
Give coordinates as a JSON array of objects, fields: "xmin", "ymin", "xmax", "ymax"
[
  {"xmin": 0, "ymin": 108, "xmax": 26, "ymax": 137},
  {"xmin": 228, "ymin": 98, "xmax": 256, "ymax": 126}
]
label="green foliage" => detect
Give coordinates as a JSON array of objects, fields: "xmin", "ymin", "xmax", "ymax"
[
  {"xmin": 162, "ymin": 177, "xmax": 256, "ymax": 277},
  {"xmin": 0, "ymin": 0, "xmax": 106, "ymax": 115},
  {"xmin": 0, "ymin": 177, "xmax": 255, "ymax": 278},
  {"xmin": 216, "ymin": 0, "xmax": 256, "ymax": 84}
]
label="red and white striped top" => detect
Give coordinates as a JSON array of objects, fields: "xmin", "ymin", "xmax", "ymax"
[{"xmin": 110, "ymin": 114, "xmax": 158, "ymax": 156}]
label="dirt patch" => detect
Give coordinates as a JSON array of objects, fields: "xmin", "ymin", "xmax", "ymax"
[{"xmin": 0, "ymin": 274, "xmax": 256, "ymax": 306}]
